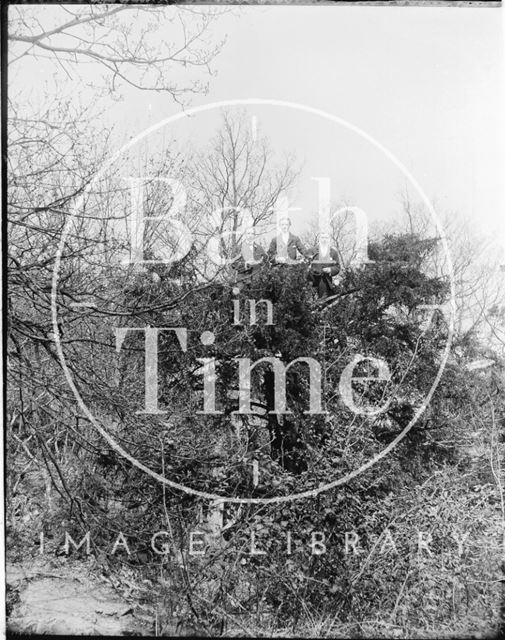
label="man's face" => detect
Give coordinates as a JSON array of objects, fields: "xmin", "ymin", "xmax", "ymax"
[{"xmin": 279, "ymin": 219, "xmax": 290, "ymax": 234}]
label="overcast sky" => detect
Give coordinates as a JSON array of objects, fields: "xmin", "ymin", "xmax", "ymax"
[
  {"xmin": 119, "ymin": 6, "xmax": 505, "ymax": 250},
  {"xmin": 13, "ymin": 5, "xmax": 505, "ymax": 252}
]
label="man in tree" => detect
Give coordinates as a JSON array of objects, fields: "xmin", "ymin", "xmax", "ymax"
[
  {"xmin": 308, "ymin": 231, "xmax": 340, "ymax": 299},
  {"xmin": 268, "ymin": 217, "xmax": 309, "ymax": 264},
  {"xmin": 231, "ymin": 226, "xmax": 268, "ymax": 277}
]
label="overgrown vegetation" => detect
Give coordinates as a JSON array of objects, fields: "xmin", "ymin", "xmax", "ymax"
[
  {"xmin": 6, "ymin": 6, "xmax": 505, "ymax": 637},
  {"xmin": 7, "ymin": 227, "xmax": 505, "ymax": 637}
]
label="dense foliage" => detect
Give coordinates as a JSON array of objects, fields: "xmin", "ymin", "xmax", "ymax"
[{"xmin": 7, "ymin": 231, "xmax": 504, "ymax": 637}]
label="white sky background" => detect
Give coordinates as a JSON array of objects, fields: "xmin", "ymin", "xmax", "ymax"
[{"xmin": 12, "ymin": 5, "xmax": 505, "ymax": 252}]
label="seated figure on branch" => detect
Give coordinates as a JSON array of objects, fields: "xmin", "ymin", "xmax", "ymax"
[
  {"xmin": 231, "ymin": 226, "xmax": 267, "ymax": 277},
  {"xmin": 268, "ymin": 217, "xmax": 309, "ymax": 265},
  {"xmin": 308, "ymin": 231, "xmax": 340, "ymax": 299}
]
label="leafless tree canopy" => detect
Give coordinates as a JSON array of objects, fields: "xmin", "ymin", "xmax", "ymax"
[{"xmin": 9, "ymin": 5, "xmax": 227, "ymax": 101}]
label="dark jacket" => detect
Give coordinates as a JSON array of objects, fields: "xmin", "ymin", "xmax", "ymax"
[
  {"xmin": 231, "ymin": 242, "xmax": 267, "ymax": 275},
  {"xmin": 268, "ymin": 233, "xmax": 308, "ymax": 263},
  {"xmin": 308, "ymin": 246, "xmax": 340, "ymax": 299},
  {"xmin": 308, "ymin": 246, "xmax": 340, "ymax": 276}
]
